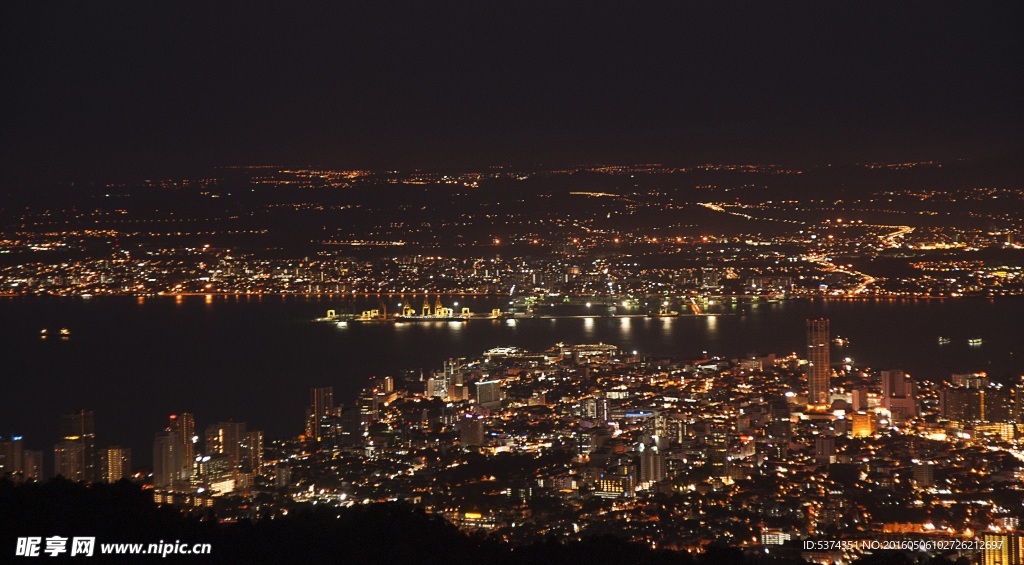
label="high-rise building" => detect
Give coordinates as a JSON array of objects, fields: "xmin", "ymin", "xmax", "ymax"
[
  {"xmin": 818, "ymin": 489, "xmax": 850, "ymax": 530},
  {"xmin": 941, "ymin": 386, "xmax": 982, "ymax": 422},
  {"xmin": 193, "ymin": 454, "xmax": 235, "ymax": 495},
  {"xmin": 1013, "ymin": 377, "xmax": 1024, "ymax": 423},
  {"xmin": 475, "ymin": 380, "xmax": 501, "ymax": 408},
  {"xmin": 941, "ymin": 384, "xmax": 1011, "ymax": 423},
  {"xmin": 102, "ymin": 446, "xmax": 132, "ymax": 483},
  {"xmin": 168, "ymin": 414, "xmax": 195, "ymax": 481},
  {"xmin": 2, "ymin": 440, "xmax": 41, "ymax": 482},
  {"xmin": 983, "ymin": 534, "xmax": 1024, "ymax": 565},
  {"xmin": 426, "ymin": 376, "xmax": 448, "ymax": 399},
  {"xmin": 912, "ymin": 462, "xmax": 934, "ymax": 488},
  {"xmin": 596, "ymin": 393, "xmax": 611, "ymax": 423},
  {"xmin": 22, "ymin": 450, "xmax": 42, "ymax": 481},
  {"xmin": 951, "ymin": 372, "xmax": 989, "ymax": 388},
  {"xmin": 706, "ymin": 425, "xmax": 729, "ymax": 477},
  {"xmin": 806, "ymin": 319, "xmax": 830, "ymax": 407},
  {"xmin": 982, "ymin": 385, "xmax": 1013, "ymax": 423},
  {"xmin": 205, "ymin": 421, "xmax": 247, "ymax": 468},
  {"xmin": 460, "ymin": 415, "xmax": 485, "ymax": 447},
  {"xmin": 306, "ymin": 387, "xmax": 335, "ymax": 442},
  {"xmin": 0, "ymin": 436, "xmax": 24, "ymax": 480},
  {"xmin": 881, "ymin": 370, "xmax": 917, "ymax": 422},
  {"xmin": 274, "ymin": 463, "xmax": 292, "ymax": 489},
  {"xmin": 152, "ymin": 429, "xmax": 182, "ymax": 489},
  {"xmin": 850, "ymin": 388, "xmax": 869, "ymax": 411},
  {"xmin": 358, "ymin": 391, "xmax": 379, "ymax": 427},
  {"xmin": 57, "ymin": 409, "xmax": 96, "ymax": 482},
  {"xmin": 54, "ymin": 440, "xmax": 85, "ymax": 480},
  {"xmin": 339, "ymin": 404, "xmax": 362, "ymax": 445},
  {"xmin": 241, "ymin": 430, "xmax": 263, "ymax": 472},
  {"xmin": 851, "ymin": 412, "xmax": 875, "ymax": 438},
  {"xmin": 881, "ymin": 370, "xmax": 908, "ymax": 398},
  {"xmin": 814, "ymin": 435, "xmax": 836, "ymax": 464},
  {"xmin": 639, "ymin": 442, "xmax": 665, "ymax": 484}
]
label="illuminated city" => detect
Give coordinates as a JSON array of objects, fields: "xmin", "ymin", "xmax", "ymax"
[{"xmin": 1, "ymin": 2, "xmax": 1022, "ymax": 564}]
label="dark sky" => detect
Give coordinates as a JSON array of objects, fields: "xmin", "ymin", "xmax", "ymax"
[{"xmin": 1, "ymin": 2, "xmax": 1021, "ymax": 180}]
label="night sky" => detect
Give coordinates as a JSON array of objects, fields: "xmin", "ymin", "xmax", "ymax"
[{"xmin": 1, "ymin": 2, "xmax": 1021, "ymax": 181}]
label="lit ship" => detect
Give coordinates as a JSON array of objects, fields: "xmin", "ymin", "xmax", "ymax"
[
  {"xmin": 397, "ymin": 296, "xmax": 468, "ymax": 322},
  {"xmin": 647, "ymin": 301, "xmax": 680, "ymax": 318},
  {"xmin": 319, "ymin": 296, "xmax": 507, "ymax": 323}
]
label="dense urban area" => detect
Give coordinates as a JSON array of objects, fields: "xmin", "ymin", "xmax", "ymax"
[
  {"xmin": 4, "ymin": 333, "xmax": 1024, "ymax": 563},
  {"xmin": 2, "ymin": 162, "xmax": 1022, "ymax": 300},
  {"xmin": 3, "ymin": 161, "xmax": 1024, "ymax": 564}
]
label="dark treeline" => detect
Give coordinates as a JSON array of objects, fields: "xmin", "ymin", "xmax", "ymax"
[{"xmin": 0, "ymin": 479, "xmax": 963, "ymax": 565}]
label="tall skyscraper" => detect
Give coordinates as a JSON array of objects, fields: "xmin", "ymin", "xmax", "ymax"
[
  {"xmin": 54, "ymin": 440, "xmax": 86, "ymax": 481},
  {"xmin": 56, "ymin": 409, "xmax": 96, "ymax": 482},
  {"xmin": 806, "ymin": 319, "xmax": 830, "ymax": 408},
  {"xmin": 639, "ymin": 441, "xmax": 665, "ymax": 484},
  {"xmin": 101, "ymin": 446, "xmax": 132, "ymax": 482},
  {"xmin": 241, "ymin": 430, "xmax": 263, "ymax": 472},
  {"xmin": 1013, "ymin": 377, "xmax": 1024, "ymax": 423},
  {"xmin": 306, "ymin": 387, "xmax": 335, "ymax": 442},
  {"xmin": 152, "ymin": 429, "xmax": 182, "ymax": 489},
  {"xmin": 168, "ymin": 414, "xmax": 196, "ymax": 480}
]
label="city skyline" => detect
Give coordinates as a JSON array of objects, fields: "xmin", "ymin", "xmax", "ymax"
[
  {"xmin": 2, "ymin": 2, "xmax": 1023, "ymax": 563},
  {"xmin": 5, "ymin": 330, "xmax": 1024, "ymax": 563}
]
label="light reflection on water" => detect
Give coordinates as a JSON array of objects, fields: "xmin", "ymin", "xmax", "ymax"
[{"xmin": 705, "ymin": 315, "xmax": 718, "ymax": 336}]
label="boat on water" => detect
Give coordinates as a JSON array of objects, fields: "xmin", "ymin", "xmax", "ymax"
[
  {"xmin": 648, "ymin": 301, "xmax": 680, "ymax": 317},
  {"xmin": 938, "ymin": 336, "xmax": 951, "ymax": 345},
  {"xmin": 397, "ymin": 314, "xmax": 469, "ymax": 322},
  {"xmin": 317, "ymin": 296, "xmax": 507, "ymax": 324},
  {"xmin": 314, "ymin": 309, "xmax": 355, "ymax": 323},
  {"xmin": 351, "ymin": 308, "xmax": 389, "ymax": 323},
  {"xmin": 397, "ymin": 297, "xmax": 469, "ymax": 322},
  {"xmin": 968, "ymin": 337, "xmax": 983, "ymax": 346}
]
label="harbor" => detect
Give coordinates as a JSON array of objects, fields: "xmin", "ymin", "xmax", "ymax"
[{"xmin": 314, "ymin": 294, "xmax": 743, "ymax": 324}]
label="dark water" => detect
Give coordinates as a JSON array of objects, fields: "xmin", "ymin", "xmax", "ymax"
[{"xmin": 2, "ymin": 295, "xmax": 1022, "ymax": 465}]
